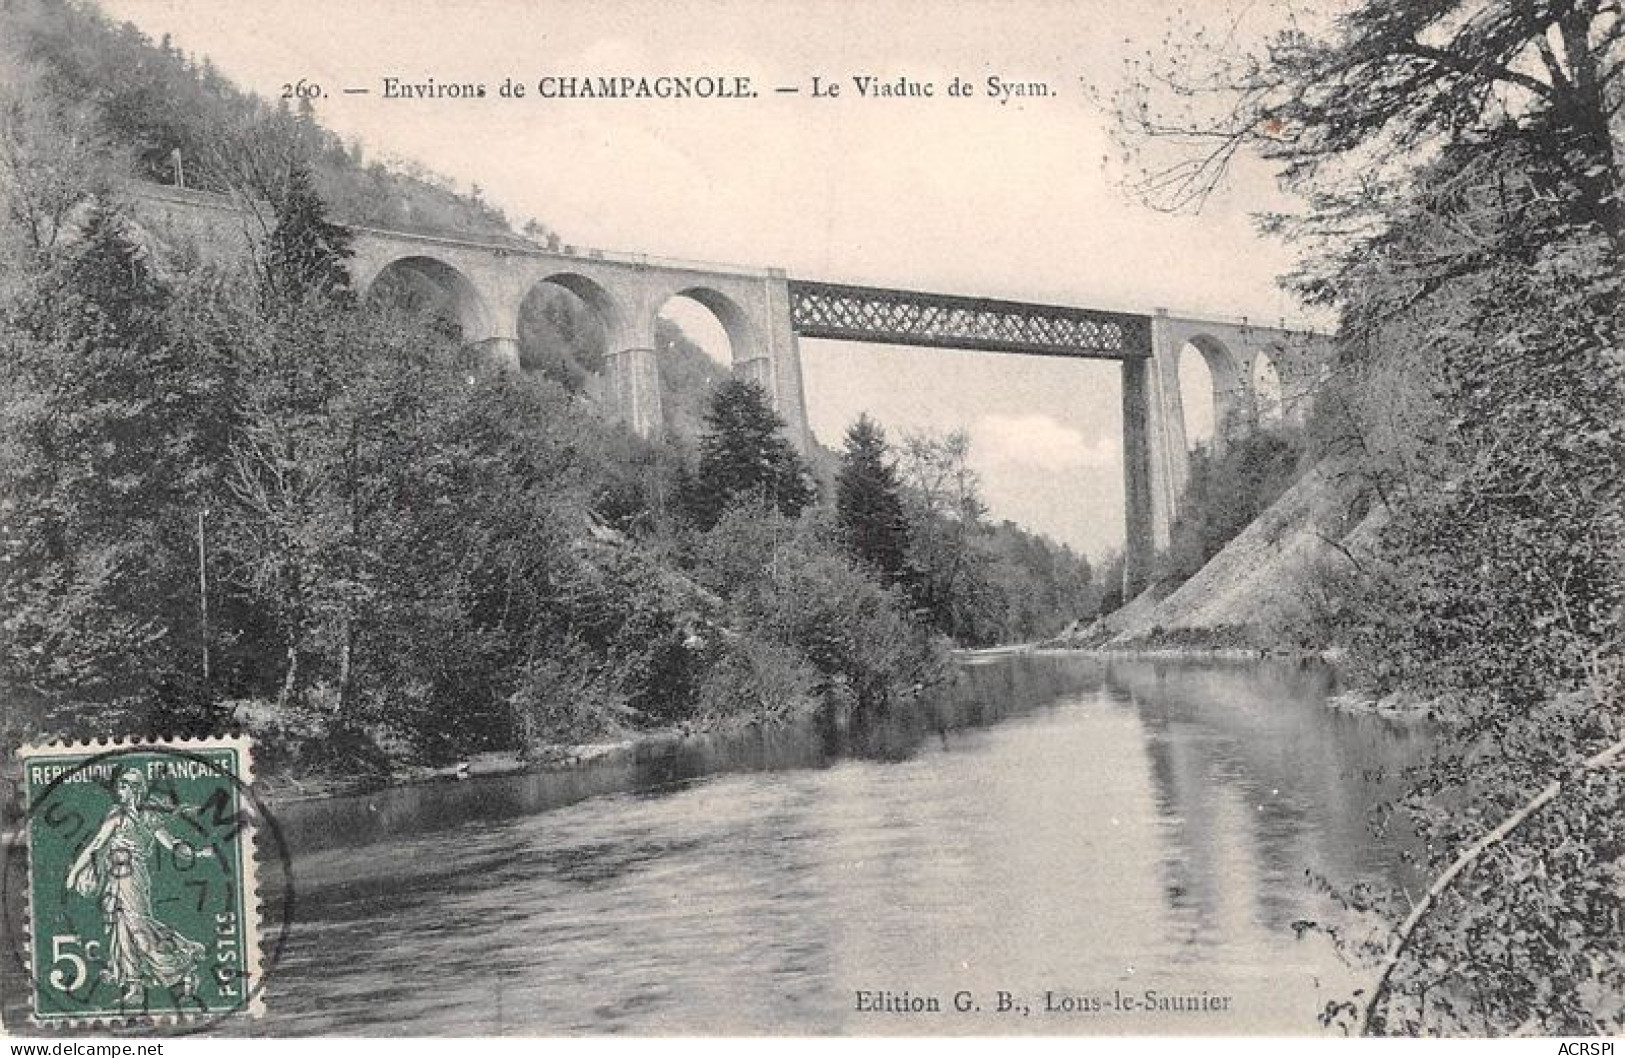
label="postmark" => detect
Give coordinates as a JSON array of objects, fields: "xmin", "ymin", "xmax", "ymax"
[{"xmin": 13, "ymin": 737, "xmax": 267, "ymax": 1027}]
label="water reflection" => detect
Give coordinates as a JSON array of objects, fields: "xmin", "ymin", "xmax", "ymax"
[
  {"xmin": 1105, "ymin": 660, "xmax": 1426, "ymax": 994},
  {"xmin": 273, "ymin": 653, "xmax": 1119, "ymax": 856},
  {"xmin": 0, "ymin": 655, "xmax": 1431, "ymax": 1036}
]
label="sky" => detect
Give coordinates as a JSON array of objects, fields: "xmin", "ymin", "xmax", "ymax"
[{"xmin": 100, "ymin": 0, "xmax": 1313, "ymax": 560}]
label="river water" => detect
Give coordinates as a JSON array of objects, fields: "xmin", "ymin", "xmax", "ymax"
[
  {"xmin": 1, "ymin": 654, "xmax": 1431, "ymax": 1035},
  {"xmin": 230, "ymin": 654, "xmax": 1426, "ymax": 1036}
]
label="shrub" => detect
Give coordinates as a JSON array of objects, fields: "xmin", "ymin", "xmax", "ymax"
[
  {"xmin": 696, "ymin": 635, "xmax": 821, "ymax": 723},
  {"xmin": 741, "ymin": 543, "xmax": 945, "ymax": 710},
  {"xmin": 507, "ymin": 649, "xmax": 631, "ymax": 749},
  {"xmin": 1161, "ymin": 428, "xmax": 1306, "ymax": 584},
  {"xmin": 554, "ymin": 545, "xmax": 712, "ymax": 726}
]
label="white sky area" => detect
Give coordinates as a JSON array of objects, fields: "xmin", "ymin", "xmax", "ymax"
[{"xmin": 101, "ymin": 0, "xmax": 1313, "ymax": 561}]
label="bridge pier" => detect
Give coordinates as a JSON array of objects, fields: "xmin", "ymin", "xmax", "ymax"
[
  {"xmin": 1148, "ymin": 311, "xmax": 1189, "ymax": 554},
  {"xmin": 603, "ymin": 346, "xmax": 664, "ymax": 438},
  {"xmin": 761, "ymin": 277, "xmax": 813, "ymax": 453},
  {"xmin": 735, "ymin": 354, "xmax": 777, "ymax": 396},
  {"xmin": 1121, "ymin": 355, "xmax": 1155, "ymax": 600}
]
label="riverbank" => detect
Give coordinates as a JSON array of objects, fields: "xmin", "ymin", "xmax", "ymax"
[
  {"xmin": 255, "ymin": 640, "xmax": 1446, "ymax": 813},
  {"xmin": 252, "ymin": 702, "xmax": 840, "ymax": 806},
  {"xmin": 0, "ymin": 689, "xmax": 833, "ymax": 822},
  {"xmin": 1036, "ymin": 615, "xmax": 1334, "ymax": 661},
  {"xmin": 1036, "ymin": 643, "xmax": 1327, "ymax": 662},
  {"xmin": 0, "ymin": 647, "xmax": 1428, "ymax": 830}
]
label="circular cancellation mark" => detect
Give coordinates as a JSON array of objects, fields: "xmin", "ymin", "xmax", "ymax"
[{"xmin": 1, "ymin": 741, "xmax": 296, "ymax": 1034}]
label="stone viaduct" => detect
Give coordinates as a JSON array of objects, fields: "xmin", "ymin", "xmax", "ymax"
[{"xmin": 129, "ymin": 183, "xmax": 1331, "ymax": 597}]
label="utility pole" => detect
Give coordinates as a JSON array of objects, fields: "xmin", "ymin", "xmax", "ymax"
[{"xmin": 197, "ymin": 507, "xmax": 211, "ymax": 687}]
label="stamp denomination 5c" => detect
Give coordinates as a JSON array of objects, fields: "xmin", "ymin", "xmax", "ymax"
[{"xmin": 17, "ymin": 737, "xmax": 263, "ymax": 1026}]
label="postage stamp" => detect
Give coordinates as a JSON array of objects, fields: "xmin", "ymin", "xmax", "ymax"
[{"xmin": 15, "ymin": 737, "xmax": 263, "ymax": 1026}]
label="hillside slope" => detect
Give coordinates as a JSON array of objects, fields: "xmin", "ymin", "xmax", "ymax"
[
  {"xmin": 1, "ymin": 0, "xmax": 537, "ymax": 242},
  {"xmin": 1101, "ymin": 455, "xmax": 1379, "ymax": 647}
]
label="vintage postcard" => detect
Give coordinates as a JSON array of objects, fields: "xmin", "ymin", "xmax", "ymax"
[{"xmin": 1, "ymin": 0, "xmax": 1621, "ymax": 1045}]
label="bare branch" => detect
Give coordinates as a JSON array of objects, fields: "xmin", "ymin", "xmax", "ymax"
[{"xmin": 1362, "ymin": 733, "xmax": 1625, "ymax": 1035}]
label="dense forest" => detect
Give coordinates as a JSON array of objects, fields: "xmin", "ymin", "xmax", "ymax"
[
  {"xmin": 0, "ymin": 0, "xmax": 1103, "ymax": 781},
  {"xmin": 1119, "ymin": 0, "xmax": 1625, "ymax": 1036}
]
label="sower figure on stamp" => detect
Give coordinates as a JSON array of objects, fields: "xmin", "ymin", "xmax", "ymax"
[{"xmin": 65, "ymin": 767, "xmax": 213, "ymax": 1005}]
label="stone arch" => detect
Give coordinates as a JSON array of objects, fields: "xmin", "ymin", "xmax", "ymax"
[
  {"xmin": 531, "ymin": 271, "xmax": 628, "ymax": 346},
  {"xmin": 517, "ymin": 272, "xmax": 629, "ymax": 389},
  {"xmin": 666, "ymin": 285, "xmax": 758, "ymax": 366},
  {"xmin": 1177, "ymin": 333, "xmax": 1244, "ymax": 449},
  {"xmin": 364, "ymin": 255, "xmax": 494, "ymax": 341}
]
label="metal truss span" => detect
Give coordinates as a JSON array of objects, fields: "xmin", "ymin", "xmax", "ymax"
[{"xmin": 787, "ymin": 280, "xmax": 1151, "ymax": 360}]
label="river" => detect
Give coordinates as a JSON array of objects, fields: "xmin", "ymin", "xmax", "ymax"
[
  {"xmin": 0, "ymin": 654, "xmax": 1431, "ymax": 1035},
  {"xmin": 218, "ymin": 654, "xmax": 1425, "ymax": 1036}
]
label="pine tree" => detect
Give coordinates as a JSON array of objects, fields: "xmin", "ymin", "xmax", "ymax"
[
  {"xmin": 687, "ymin": 377, "xmax": 813, "ymax": 529},
  {"xmin": 261, "ymin": 161, "xmax": 353, "ymax": 307},
  {"xmin": 835, "ymin": 414, "xmax": 911, "ymax": 589}
]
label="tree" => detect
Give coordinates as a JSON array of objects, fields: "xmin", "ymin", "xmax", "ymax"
[
  {"xmin": 1118, "ymin": 0, "xmax": 1623, "ymax": 250},
  {"xmin": 979, "ymin": 521, "xmax": 1097, "ymax": 642},
  {"xmin": 216, "ymin": 150, "xmax": 365, "ymax": 718},
  {"xmin": 685, "ymin": 376, "xmax": 814, "ymax": 529},
  {"xmin": 835, "ymin": 414, "xmax": 912, "ymax": 589},
  {"xmin": 1161, "ymin": 428, "xmax": 1304, "ymax": 585},
  {"xmin": 1300, "ymin": 145, "xmax": 1625, "ymax": 1037},
  {"xmin": 738, "ymin": 541, "xmax": 937, "ymax": 710},
  {"xmin": 0, "ymin": 206, "xmax": 216, "ymax": 725},
  {"xmin": 895, "ymin": 429, "xmax": 1003, "ymax": 642},
  {"xmin": 0, "ymin": 72, "xmax": 128, "ymax": 256},
  {"xmin": 684, "ymin": 502, "xmax": 945, "ymax": 712},
  {"xmin": 260, "ymin": 161, "xmax": 353, "ymax": 307}
]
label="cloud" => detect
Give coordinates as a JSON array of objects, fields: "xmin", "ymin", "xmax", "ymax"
[{"xmin": 971, "ymin": 413, "xmax": 1115, "ymax": 473}]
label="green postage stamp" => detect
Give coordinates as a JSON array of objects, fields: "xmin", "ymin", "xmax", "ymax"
[{"xmin": 16, "ymin": 736, "xmax": 264, "ymax": 1026}]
